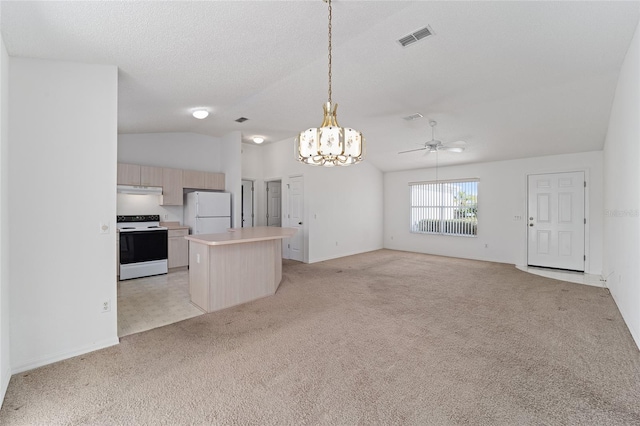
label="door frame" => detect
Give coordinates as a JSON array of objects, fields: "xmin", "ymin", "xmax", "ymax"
[
  {"xmin": 524, "ymin": 168, "xmax": 591, "ymax": 273},
  {"xmin": 241, "ymin": 179, "xmax": 254, "ymax": 228}
]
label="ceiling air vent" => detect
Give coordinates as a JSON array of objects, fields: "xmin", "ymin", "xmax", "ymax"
[
  {"xmin": 397, "ymin": 25, "xmax": 434, "ymax": 48},
  {"xmin": 403, "ymin": 113, "xmax": 424, "ymax": 121},
  {"xmin": 235, "ymin": 117, "xmax": 249, "ymax": 123}
]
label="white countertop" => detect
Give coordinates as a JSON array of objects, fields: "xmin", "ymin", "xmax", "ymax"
[{"xmin": 184, "ymin": 226, "xmax": 297, "ymax": 246}]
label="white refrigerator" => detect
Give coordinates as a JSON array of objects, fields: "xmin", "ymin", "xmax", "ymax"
[{"xmin": 184, "ymin": 192, "xmax": 232, "ymax": 234}]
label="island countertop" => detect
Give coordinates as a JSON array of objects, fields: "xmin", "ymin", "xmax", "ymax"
[{"xmin": 185, "ymin": 226, "xmax": 297, "ymax": 246}]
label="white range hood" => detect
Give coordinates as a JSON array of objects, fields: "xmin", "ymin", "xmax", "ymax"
[{"xmin": 117, "ymin": 185, "xmax": 163, "ymax": 195}]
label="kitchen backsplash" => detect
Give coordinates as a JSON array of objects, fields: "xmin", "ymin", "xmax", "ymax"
[{"xmin": 117, "ymin": 193, "xmax": 183, "ymax": 223}]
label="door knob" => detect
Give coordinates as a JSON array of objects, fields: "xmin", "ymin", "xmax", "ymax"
[
  {"xmin": 529, "ymin": 223, "xmax": 534, "ymax": 227},
  {"xmin": 529, "ymin": 217, "xmax": 534, "ymax": 220},
  {"xmin": 298, "ymin": 222, "xmax": 303, "ymax": 225}
]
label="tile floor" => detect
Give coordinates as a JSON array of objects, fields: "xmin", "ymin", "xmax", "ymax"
[
  {"xmin": 516, "ymin": 265, "xmax": 605, "ymax": 287},
  {"xmin": 117, "ymin": 269, "xmax": 204, "ymax": 337}
]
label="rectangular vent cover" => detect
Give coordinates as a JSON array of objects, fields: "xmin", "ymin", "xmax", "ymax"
[
  {"xmin": 398, "ymin": 25, "xmax": 434, "ymax": 47},
  {"xmin": 403, "ymin": 113, "xmax": 424, "ymax": 121}
]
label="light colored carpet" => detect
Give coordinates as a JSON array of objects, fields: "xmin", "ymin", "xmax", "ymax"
[{"xmin": 1, "ymin": 249, "xmax": 639, "ymax": 425}]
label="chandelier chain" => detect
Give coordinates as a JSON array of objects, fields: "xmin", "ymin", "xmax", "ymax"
[{"xmin": 327, "ymin": 0, "xmax": 332, "ymax": 105}]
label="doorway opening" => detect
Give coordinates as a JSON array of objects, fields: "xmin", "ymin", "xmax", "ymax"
[{"xmin": 241, "ymin": 179, "xmax": 254, "ymax": 228}]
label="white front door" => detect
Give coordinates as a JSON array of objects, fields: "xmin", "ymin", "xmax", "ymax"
[
  {"xmin": 288, "ymin": 175, "xmax": 304, "ymax": 262},
  {"xmin": 266, "ymin": 181, "xmax": 281, "ymax": 227},
  {"xmin": 527, "ymin": 171, "xmax": 585, "ymax": 271}
]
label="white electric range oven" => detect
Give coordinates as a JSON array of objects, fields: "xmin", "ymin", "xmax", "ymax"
[{"xmin": 117, "ymin": 215, "xmax": 168, "ymax": 280}]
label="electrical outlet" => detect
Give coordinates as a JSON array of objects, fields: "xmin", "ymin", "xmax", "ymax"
[
  {"xmin": 484, "ymin": 243, "xmax": 488, "ymax": 248},
  {"xmin": 196, "ymin": 253, "xmax": 201, "ymax": 264},
  {"xmin": 513, "ymin": 215, "xmax": 523, "ymax": 221},
  {"xmin": 101, "ymin": 299, "xmax": 111, "ymax": 313},
  {"xmin": 99, "ymin": 222, "xmax": 110, "ymax": 234},
  {"xmin": 164, "ymin": 214, "xmax": 169, "ymax": 219}
]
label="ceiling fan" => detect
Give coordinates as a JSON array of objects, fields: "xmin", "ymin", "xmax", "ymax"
[{"xmin": 398, "ymin": 120, "xmax": 466, "ymax": 154}]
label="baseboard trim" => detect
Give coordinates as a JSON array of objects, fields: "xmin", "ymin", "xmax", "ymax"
[
  {"xmin": 0, "ymin": 365, "xmax": 11, "ymax": 408},
  {"xmin": 609, "ymin": 289, "xmax": 640, "ymax": 352},
  {"xmin": 309, "ymin": 248, "xmax": 382, "ymax": 264},
  {"xmin": 11, "ymin": 337, "xmax": 120, "ymax": 375}
]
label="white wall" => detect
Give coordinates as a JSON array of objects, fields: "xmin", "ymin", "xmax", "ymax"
[
  {"xmin": 117, "ymin": 194, "xmax": 182, "ymax": 223},
  {"xmin": 241, "ymin": 143, "xmax": 264, "ymax": 228},
  {"xmin": 384, "ymin": 151, "xmax": 603, "ymax": 275},
  {"xmin": 603, "ymin": 20, "xmax": 640, "ymax": 349},
  {"xmin": 220, "ymin": 131, "xmax": 242, "ymax": 228},
  {"xmin": 0, "ymin": 32, "xmax": 11, "ymax": 403},
  {"xmin": 9, "ymin": 58, "xmax": 119, "ymax": 373},
  {"xmin": 246, "ymin": 137, "xmax": 384, "ymax": 263},
  {"xmin": 118, "ymin": 132, "xmax": 223, "ymax": 171}
]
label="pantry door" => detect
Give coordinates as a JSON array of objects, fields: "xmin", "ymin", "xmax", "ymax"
[
  {"xmin": 288, "ymin": 175, "xmax": 304, "ymax": 262},
  {"xmin": 527, "ymin": 171, "xmax": 585, "ymax": 271}
]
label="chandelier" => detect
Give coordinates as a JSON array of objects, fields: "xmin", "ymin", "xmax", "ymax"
[{"xmin": 296, "ymin": 0, "xmax": 364, "ymax": 167}]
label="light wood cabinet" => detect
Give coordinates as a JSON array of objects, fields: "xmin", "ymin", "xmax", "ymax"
[
  {"xmin": 183, "ymin": 170, "xmax": 224, "ymax": 190},
  {"xmin": 168, "ymin": 228, "xmax": 189, "ymax": 269},
  {"xmin": 161, "ymin": 167, "xmax": 183, "ymax": 205},
  {"xmin": 118, "ymin": 162, "xmax": 225, "ymax": 203},
  {"xmin": 205, "ymin": 172, "xmax": 225, "ymax": 190},
  {"xmin": 117, "ymin": 163, "xmax": 141, "ymax": 185},
  {"xmin": 140, "ymin": 166, "xmax": 163, "ymax": 187},
  {"xmin": 182, "ymin": 170, "xmax": 205, "ymax": 189},
  {"xmin": 118, "ymin": 163, "xmax": 163, "ymax": 187}
]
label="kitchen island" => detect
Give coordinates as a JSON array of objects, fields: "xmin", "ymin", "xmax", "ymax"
[{"xmin": 185, "ymin": 226, "xmax": 297, "ymax": 313}]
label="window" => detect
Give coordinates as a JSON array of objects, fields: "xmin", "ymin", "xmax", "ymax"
[{"xmin": 410, "ymin": 179, "xmax": 478, "ymax": 236}]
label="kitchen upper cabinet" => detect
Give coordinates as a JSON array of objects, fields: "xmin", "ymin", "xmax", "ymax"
[
  {"xmin": 118, "ymin": 162, "xmax": 224, "ymax": 202},
  {"xmin": 182, "ymin": 170, "xmax": 205, "ymax": 189},
  {"xmin": 118, "ymin": 163, "xmax": 163, "ymax": 187},
  {"xmin": 140, "ymin": 166, "xmax": 163, "ymax": 187},
  {"xmin": 168, "ymin": 228, "xmax": 189, "ymax": 269},
  {"xmin": 161, "ymin": 167, "xmax": 183, "ymax": 206},
  {"xmin": 205, "ymin": 172, "xmax": 225, "ymax": 190},
  {"xmin": 117, "ymin": 163, "xmax": 141, "ymax": 185},
  {"xmin": 183, "ymin": 170, "xmax": 225, "ymax": 191}
]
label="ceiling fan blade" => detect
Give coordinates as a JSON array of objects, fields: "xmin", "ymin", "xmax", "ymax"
[
  {"xmin": 441, "ymin": 146, "xmax": 465, "ymax": 153},
  {"xmin": 398, "ymin": 147, "xmax": 427, "ymax": 154}
]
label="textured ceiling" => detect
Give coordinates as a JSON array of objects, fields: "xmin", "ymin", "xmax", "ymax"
[{"xmin": 2, "ymin": 1, "xmax": 639, "ymax": 172}]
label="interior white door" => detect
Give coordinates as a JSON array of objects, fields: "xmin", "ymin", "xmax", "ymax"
[
  {"xmin": 266, "ymin": 181, "xmax": 281, "ymax": 227},
  {"xmin": 241, "ymin": 180, "xmax": 254, "ymax": 228},
  {"xmin": 527, "ymin": 171, "xmax": 585, "ymax": 271},
  {"xmin": 288, "ymin": 175, "xmax": 304, "ymax": 262}
]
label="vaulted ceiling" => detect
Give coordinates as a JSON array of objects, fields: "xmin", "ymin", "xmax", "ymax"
[{"xmin": 2, "ymin": 1, "xmax": 638, "ymax": 172}]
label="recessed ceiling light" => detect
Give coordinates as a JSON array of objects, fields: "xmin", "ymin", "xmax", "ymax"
[
  {"xmin": 192, "ymin": 110, "xmax": 209, "ymax": 119},
  {"xmin": 253, "ymin": 137, "xmax": 264, "ymax": 144}
]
